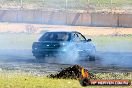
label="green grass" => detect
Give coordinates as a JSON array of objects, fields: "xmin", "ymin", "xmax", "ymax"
[
  {"xmin": 6, "ymin": 0, "xmax": 132, "ymax": 4},
  {"xmin": 2, "ymin": 0, "xmax": 132, "ymax": 11},
  {"xmin": 0, "ymin": 73, "xmax": 131, "ymax": 88},
  {"xmin": 13, "ymin": 0, "xmax": 132, "ymax": 8},
  {"xmin": 0, "ymin": 77, "xmax": 80, "ymax": 88},
  {"xmin": 81, "ymin": 0, "xmax": 132, "ymax": 4},
  {"xmin": 90, "ymin": 36, "xmax": 132, "ymax": 52}
]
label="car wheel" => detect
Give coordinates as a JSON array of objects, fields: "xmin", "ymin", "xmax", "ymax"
[
  {"xmin": 89, "ymin": 55, "xmax": 95, "ymax": 61},
  {"xmin": 35, "ymin": 56, "xmax": 45, "ymax": 61}
]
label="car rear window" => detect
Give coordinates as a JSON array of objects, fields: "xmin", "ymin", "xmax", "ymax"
[{"xmin": 39, "ymin": 32, "xmax": 71, "ymax": 41}]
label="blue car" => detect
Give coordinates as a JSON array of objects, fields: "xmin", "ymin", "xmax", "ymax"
[{"xmin": 32, "ymin": 31, "xmax": 96, "ymax": 61}]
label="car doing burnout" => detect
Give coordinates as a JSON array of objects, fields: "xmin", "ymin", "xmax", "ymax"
[{"xmin": 32, "ymin": 31, "xmax": 96, "ymax": 61}]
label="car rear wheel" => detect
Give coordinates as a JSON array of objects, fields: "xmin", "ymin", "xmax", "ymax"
[
  {"xmin": 89, "ymin": 55, "xmax": 95, "ymax": 61},
  {"xmin": 35, "ymin": 56, "xmax": 46, "ymax": 61}
]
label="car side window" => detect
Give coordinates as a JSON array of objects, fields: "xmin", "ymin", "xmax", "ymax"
[
  {"xmin": 76, "ymin": 33, "xmax": 86, "ymax": 41},
  {"xmin": 71, "ymin": 33, "xmax": 79, "ymax": 42}
]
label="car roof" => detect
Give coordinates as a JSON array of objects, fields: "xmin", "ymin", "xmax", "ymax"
[{"xmin": 46, "ymin": 31, "xmax": 79, "ymax": 33}]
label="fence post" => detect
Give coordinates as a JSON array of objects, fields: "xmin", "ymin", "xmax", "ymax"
[
  {"xmin": 87, "ymin": 0, "xmax": 89, "ymax": 4},
  {"xmin": 110, "ymin": 0, "xmax": 112, "ymax": 4},
  {"xmin": 42, "ymin": 0, "xmax": 45, "ymax": 9},
  {"xmin": 117, "ymin": 14, "xmax": 120, "ymax": 27},
  {"xmin": 20, "ymin": 0, "xmax": 23, "ymax": 8},
  {"xmin": 65, "ymin": 0, "xmax": 68, "ymax": 25}
]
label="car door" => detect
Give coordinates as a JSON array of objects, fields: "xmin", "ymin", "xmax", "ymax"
[{"xmin": 75, "ymin": 32, "xmax": 95, "ymax": 55}]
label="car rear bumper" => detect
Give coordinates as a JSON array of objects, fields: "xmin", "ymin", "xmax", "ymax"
[
  {"xmin": 32, "ymin": 49, "xmax": 66, "ymax": 56},
  {"xmin": 32, "ymin": 49, "xmax": 93, "ymax": 57}
]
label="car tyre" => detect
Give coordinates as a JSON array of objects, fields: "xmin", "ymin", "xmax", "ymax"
[
  {"xmin": 35, "ymin": 56, "xmax": 46, "ymax": 62},
  {"xmin": 89, "ymin": 55, "xmax": 95, "ymax": 61}
]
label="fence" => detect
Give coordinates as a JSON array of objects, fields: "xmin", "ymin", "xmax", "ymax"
[{"xmin": 1, "ymin": 9, "xmax": 132, "ymax": 27}]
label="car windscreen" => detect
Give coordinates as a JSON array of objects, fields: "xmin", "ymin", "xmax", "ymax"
[{"xmin": 39, "ymin": 32, "xmax": 71, "ymax": 41}]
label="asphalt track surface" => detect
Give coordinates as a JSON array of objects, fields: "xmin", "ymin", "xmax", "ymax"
[{"xmin": 0, "ymin": 49, "xmax": 132, "ymax": 75}]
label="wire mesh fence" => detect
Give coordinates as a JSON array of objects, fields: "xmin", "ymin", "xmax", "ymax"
[{"xmin": 0, "ymin": 0, "xmax": 132, "ymax": 13}]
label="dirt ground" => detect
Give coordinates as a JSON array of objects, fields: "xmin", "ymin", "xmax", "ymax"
[{"xmin": 0, "ymin": 22, "xmax": 132, "ymax": 35}]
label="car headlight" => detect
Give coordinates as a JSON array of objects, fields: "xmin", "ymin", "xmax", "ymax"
[
  {"xmin": 77, "ymin": 50, "xmax": 83, "ymax": 52},
  {"xmin": 34, "ymin": 48, "xmax": 37, "ymax": 50},
  {"xmin": 62, "ymin": 43, "xmax": 66, "ymax": 46}
]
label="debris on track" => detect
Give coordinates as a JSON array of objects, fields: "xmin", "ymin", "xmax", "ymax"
[{"xmin": 48, "ymin": 65, "xmax": 95, "ymax": 79}]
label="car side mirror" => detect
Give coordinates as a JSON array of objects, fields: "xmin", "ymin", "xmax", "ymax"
[{"xmin": 87, "ymin": 39, "xmax": 92, "ymax": 42}]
